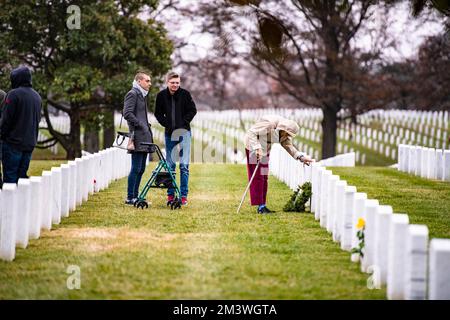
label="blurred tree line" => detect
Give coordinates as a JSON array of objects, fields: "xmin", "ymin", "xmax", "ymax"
[{"xmin": 0, "ymin": 0, "xmax": 173, "ymax": 159}]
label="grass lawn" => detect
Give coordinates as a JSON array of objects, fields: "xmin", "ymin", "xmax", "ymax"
[
  {"xmin": 0, "ymin": 163, "xmax": 385, "ymax": 299},
  {"xmin": 330, "ymin": 167, "xmax": 450, "ymax": 239},
  {"xmin": 27, "ymin": 160, "xmax": 66, "ymax": 176}
]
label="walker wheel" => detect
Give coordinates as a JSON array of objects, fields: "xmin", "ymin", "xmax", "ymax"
[
  {"xmin": 135, "ymin": 200, "xmax": 148, "ymax": 209},
  {"xmin": 170, "ymin": 198, "xmax": 182, "ymax": 210}
]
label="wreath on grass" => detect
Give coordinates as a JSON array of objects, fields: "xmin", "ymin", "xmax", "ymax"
[{"xmin": 283, "ymin": 182, "xmax": 312, "ymax": 212}]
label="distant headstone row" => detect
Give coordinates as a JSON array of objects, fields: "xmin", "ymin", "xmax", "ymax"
[{"xmin": 398, "ymin": 144, "xmax": 450, "ymax": 181}]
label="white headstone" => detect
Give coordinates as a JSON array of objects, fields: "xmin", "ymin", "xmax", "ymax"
[
  {"xmin": 444, "ymin": 150, "xmax": 450, "ymax": 181},
  {"xmin": 333, "ymin": 180, "xmax": 347, "ymax": 242},
  {"xmin": 340, "ymin": 185, "xmax": 357, "ymax": 251},
  {"xmin": 50, "ymin": 167, "xmax": 62, "ymax": 225},
  {"xmin": 428, "ymin": 239, "xmax": 450, "ymax": 300},
  {"xmin": 29, "ymin": 177, "xmax": 43, "ymax": 240},
  {"xmin": 361, "ymin": 199, "xmax": 379, "ymax": 272},
  {"xmin": 404, "ymin": 225, "xmax": 428, "ymax": 300},
  {"xmin": 68, "ymin": 161, "xmax": 77, "ymax": 211},
  {"xmin": 351, "ymin": 193, "xmax": 368, "ymax": 262},
  {"xmin": 398, "ymin": 145, "xmax": 406, "ymax": 172},
  {"xmin": 319, "ymin": 170, "xmax": 332, "ymax": 228},
  {"xmin": 415, "ymin": 147, "xmax": 423, "ymax": 176},
  {"xmin": 387, "ymin": 213, "xmax": 409, "ymax": 300},
  {"xmin": 16, "ymin": 179, "xmax": 32, "ymax": 249},
  {"xmin": 374, "ymin": 206, "xmax": 392, "ymax": 285},
  {"xmin": 427, "ymin": 148, "xmax": 436, "ymax": 179},
  {"xmin": 60, "ymin": 164, "xmax": 71, "ymax": 218},
  {"xmin": 41, "ymin": 171, "xmax": 53, "ymax": 231},
  {"xmin": 408, "ymin": 146, "xmax": 416, "ymax": 174},
  {"xmin": 420, "ymin": 148, "xmax": 429, "ymax": 178},
  {"xmin": 326, "ymin": 175, "xmax": 340, "ymax": 233},
  {"xmin": 75, "ymin": 158, "xmax": 84, "ymax": 205},
  {"xmin": 0, "ymin": 184, "xmax": 17, "ymax": 261}
]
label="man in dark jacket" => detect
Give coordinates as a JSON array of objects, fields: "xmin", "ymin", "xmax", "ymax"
[
  {"xmin": 0, "ymin": 89, "xmax": 6, "ymax": 187},
  {"xmin": 123, "ymin": 71, "xmax": 153, "ymax": 205},
  {"xmin": 155, "ymin": 72, "xmax": 197, "ymax": 206},
  {"xmin": 0, "ymin": 67, "xmax": 41, "ymax": 184}
]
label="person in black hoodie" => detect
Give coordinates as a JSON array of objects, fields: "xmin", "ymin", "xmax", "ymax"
[
  {"xmin": 154, "ymin": 72, "xmax": 197, "ymax": 206},
  {"xmin": 0, "ymin": 89, "xmax": 6, "ymax": 187},
  {"xmin": 0, "ymin": 66, "xmax": 42, "ymax": 184}
]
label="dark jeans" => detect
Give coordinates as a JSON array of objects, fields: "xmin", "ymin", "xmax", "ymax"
[
  {"xmin": 165, "ymin": 130, "xmax": 191, "ymax": 198},
  {"xmin": 1, "ymin": 142, "xmax": 32, "ymax": 184},
  {"xmin": 127, "ymin": 152, "xmax": 148, "ymax": 200}
]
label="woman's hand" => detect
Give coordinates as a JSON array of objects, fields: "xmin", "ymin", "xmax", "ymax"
[
  {"xmin": 255, "ymin": 148, "xmax": 263, "ymax": 161},
  {"xmin": 298, "ymin": 155, "xmax": 314, "ymax": 166}
]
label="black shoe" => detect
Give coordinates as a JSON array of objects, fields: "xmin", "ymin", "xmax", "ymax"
[
  {"xmin": 125, "ymin": 198, "xmax": 137, "ymax": 205},
  {"xmin": 257, "ymin": 206, "xmax": 275, "ymax": 214}
]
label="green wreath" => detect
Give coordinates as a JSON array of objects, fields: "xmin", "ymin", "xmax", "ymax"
[{"xmin": 283, "ymin": 182, "xmax": 312, "ymax": 212}]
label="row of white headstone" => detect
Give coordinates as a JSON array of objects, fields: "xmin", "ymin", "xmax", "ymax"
[
  {"xmin": 361, "ymin": 109, "xmax": 449, "ymax": 130},
  {"xmin": 40, "ymin": 115, "xmax": 71, "ymax": 134},
  {"xmin": 138, "ymin": 109, "xmax": 444, "ymax": 167},
  {"xmin": 268, "ymin": 145, "xmax": 354, "ymax": 191},
  {"xmin": 0, "ymin": 147, "xmax": 131, "ymax": 262},
  {"xmin": 310, "ymin": 164, "xmax": 450, "ymax": 299},
  {"xmin": 398, "ymin": 144, "xmax": 450, "ymax": 181},
  {"xmin": 270, "ymin": 145, "xmax": 450, "ymax": 299}
]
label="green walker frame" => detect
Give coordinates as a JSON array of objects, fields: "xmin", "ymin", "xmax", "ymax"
[{"xmin": 134, "ymin": 142, "xmax": 182, "ymax": 210}]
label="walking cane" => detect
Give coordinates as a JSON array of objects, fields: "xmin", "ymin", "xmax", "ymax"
[{"xmin": 237, "ymin": 160, "xmax": 260, "ymax": 214}]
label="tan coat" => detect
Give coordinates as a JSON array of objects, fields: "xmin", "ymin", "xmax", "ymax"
[{"xmin": 244, "ymin": 114, "xmax": 304, "ymax": 159}]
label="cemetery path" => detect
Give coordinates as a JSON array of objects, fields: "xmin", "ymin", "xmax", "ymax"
[{"xmin": 0, "ymin": 163, "xmax": 385, "ymax": 299}]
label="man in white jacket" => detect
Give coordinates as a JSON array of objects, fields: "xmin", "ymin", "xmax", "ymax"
[{"xmin": 244, "ymin": 115, "xmax": 313, "ymax": 214}]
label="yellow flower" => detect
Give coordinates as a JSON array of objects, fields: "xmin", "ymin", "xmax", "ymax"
[{"xmin": 356, "ymin": 218, "xmax": 365, "ymax": 229}]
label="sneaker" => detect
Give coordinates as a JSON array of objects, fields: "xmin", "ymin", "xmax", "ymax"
[
  {"xmin": 257, "ymin": 206, "xmax": 274, "ymax": 214},
  {"xmin": 125, "ymin": 198, "xmax": 137, "ymax": 205},
  {"xmin": 167, "ymin": 195, "xmax": 175, "ymax": 206},
  {"xmin": 181, "ymin": 197, "xmax": 188, "ymax": 206}
]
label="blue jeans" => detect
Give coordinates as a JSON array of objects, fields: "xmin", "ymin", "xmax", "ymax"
[
  {"xmin": 1, "ymin": 142, "xmax": 32, "ymax": 184},
  {"xmin": 127, "ymin": 152, "xmax": 148, "ymax": 199},
  {"xmin": 165, "ymin": 130, "xmax": 191, "ymax": 198}
]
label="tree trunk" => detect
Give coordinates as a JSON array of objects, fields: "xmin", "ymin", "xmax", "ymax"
[
  {"xmin": 84, "ymin": 129, "xmax": 99, "ymax": 153},
  {"xmin": 321, "ymin": 106, "xmax": 337, "ymax": 160},
  {"xmin": 321, "ymin": 23, "xmax": 341, "ymax": 160},
  {"xmin": 67, "ymin": 106, "xmax": 82, "ymax": 159},
  {"xmin": 103, "ymin": 108, "xmax": 115, "ymax": 149}
]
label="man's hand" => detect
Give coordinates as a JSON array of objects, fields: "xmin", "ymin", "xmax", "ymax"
[
  {"xmin": 255, "ymin": 148, "xmax": 263, "ymax": 161},
  {"xmin": 298, "ymin": 155, "xmax": 314, "ymax": 166}
]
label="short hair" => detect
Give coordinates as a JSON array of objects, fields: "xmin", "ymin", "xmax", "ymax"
[
  {"xmin": 166, "ymin": 72, "xmax": 180, "ymax": 82},
  {"xmin": 135, "ymin": 71, "xmax": 150, "ymax": 81}
]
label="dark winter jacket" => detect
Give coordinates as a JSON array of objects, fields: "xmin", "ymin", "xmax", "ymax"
[
  {"xmin": 0, "ymin": 67, "xmax": 42, "ymax": 152},
  {"xmin": 154, "ymin": 88, "xmax": 197, "ymax": 134},
  {"xmin": 123, "ymin": 87, "xmax": 153, "ymax": 153},
  {"xmin": 0, "ymin": 89, "xmax": 6, "ymax": 160}
]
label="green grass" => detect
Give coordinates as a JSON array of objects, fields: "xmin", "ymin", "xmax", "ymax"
[
  {"xmin": 0, "ymin": 163, "xmax": 385, "ymax": 299},
  {"xmin": 330, "ymin": 167, "xmax": 450, "ymax": 239},
  {"xmin": 27, "ymin": 160, "xmax": 66, "ymax": 176}
]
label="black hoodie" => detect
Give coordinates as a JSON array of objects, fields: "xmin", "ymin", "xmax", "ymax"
[{"xmin": 0, "ymin": 67, "xmax": 42, "ymax": 152}]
